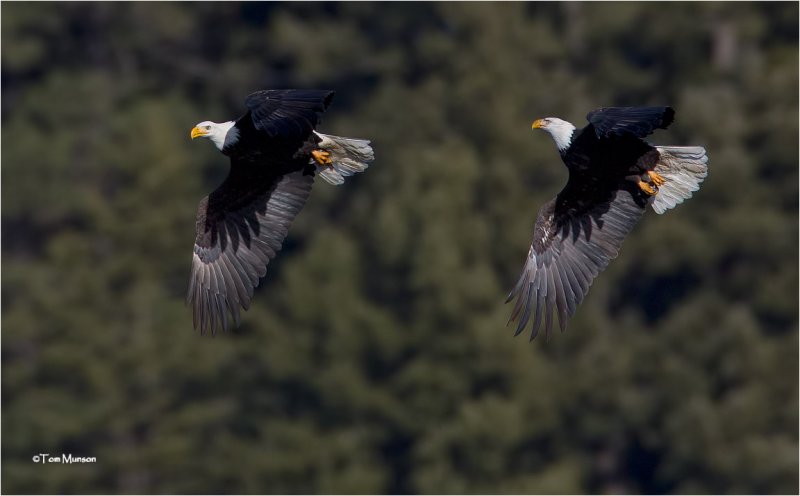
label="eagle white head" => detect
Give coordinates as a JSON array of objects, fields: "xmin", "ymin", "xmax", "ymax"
[
  {"xmin": 190, "ymin": 120, "xmax": 237, "ymax": 150},
  {"xmin": 532, "ymin": 117, "xmax": 576, "ymax": 152}
]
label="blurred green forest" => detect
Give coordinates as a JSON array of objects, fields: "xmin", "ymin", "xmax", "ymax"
[{"xmin": 2, "ymin": 2, "xmax": 797, "ymax": 494}]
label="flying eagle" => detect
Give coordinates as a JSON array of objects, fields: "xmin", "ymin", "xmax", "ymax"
[
  {"xmin": 506, "ymin": 106, "xmax": 708, "ymax": 340},
  {"xmin": 188, "ymin": 89, "xmax": 373, "ymax": 334}
]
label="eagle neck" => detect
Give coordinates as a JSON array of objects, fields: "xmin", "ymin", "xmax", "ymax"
[
  {"xmin": 213, "ymin": 121, "xmax": 237, "ymax": 151},
  {"xmin": 548, "ymin": 125, "xmax": 575, "ymax": 153}
]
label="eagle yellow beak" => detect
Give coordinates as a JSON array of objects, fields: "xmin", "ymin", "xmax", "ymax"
[
  {"xmin": 190, "ymin": 126, "xmax": 208, "ymax": 139},
  {"xmin": 532, "ymin": 119, "xmax": 546, "ymax": 129}
]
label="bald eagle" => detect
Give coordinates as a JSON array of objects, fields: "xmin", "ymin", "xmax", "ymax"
[
  {"xmin": 506, "ymin": 106, "xmax": 708, "ymax": 340},
  {"xmin": 188, "ymin": 89, "xmax": 373, "ymax": 334}
]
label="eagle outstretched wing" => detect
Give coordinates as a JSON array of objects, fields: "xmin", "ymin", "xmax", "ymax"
[
  {"xmin": 506, "ymin": 177, "xmax": 649, "ymax": 340},
  {"xmin": 587, "ymin": 106, "xmax": 674, "ymax": 139},
  {"xmin": 188, "ymin": 168, "xmax": 314, "ymax": 335}
]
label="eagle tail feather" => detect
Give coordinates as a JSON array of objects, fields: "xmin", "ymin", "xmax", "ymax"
[
  {"xmin": 314, "ymin": 133, "xmax": 374, "ymax": 186},
  {"xmin": 651, "ymin": 146, "xmax": 708, "ymax": 214}
]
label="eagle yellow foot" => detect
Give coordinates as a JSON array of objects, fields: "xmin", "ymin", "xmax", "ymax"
[
  {"xmin": 637, "ymin": 180, "xmax": 657, "ymax": 196},
  {"xmin": 312, "ymin": 150, "xmax": 333, "ymax": 166},
  {"xmin": 648, "ymin": 170, "xmax": 666, "ymax": 187}
]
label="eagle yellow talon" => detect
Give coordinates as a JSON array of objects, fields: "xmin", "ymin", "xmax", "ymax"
[
  {"xmin": 312, "ymin": 150, "xmax": 333, "ymax": 166},
  {"xmin": 637, "ymin": 180, "xmax": 657, "ymax": 196},
  {"xmin": 648, "ymin": 170, "xmax": 666, "ymax": 187}
]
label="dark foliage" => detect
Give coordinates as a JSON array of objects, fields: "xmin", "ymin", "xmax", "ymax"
[{"xmin": 2, "ymin": 2, "xmax": 797, "ymax": 494}]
